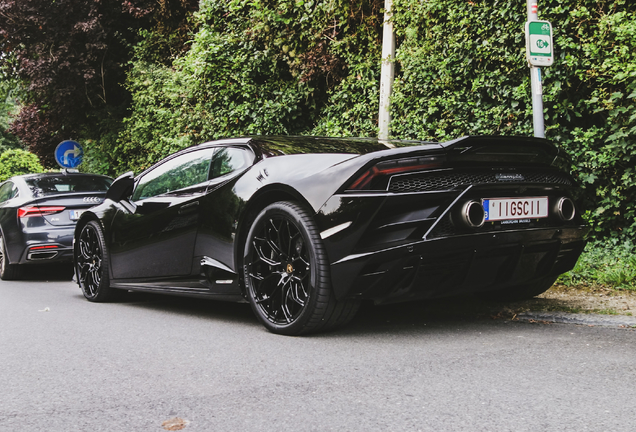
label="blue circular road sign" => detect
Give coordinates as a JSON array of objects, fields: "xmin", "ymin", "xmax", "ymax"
[{"xmin": 55, "ymin": 140, "xmax": 84, "ymax": 169}]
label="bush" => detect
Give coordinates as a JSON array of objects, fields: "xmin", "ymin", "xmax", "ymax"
[
  {"xmin": 0, "ymin": 149, "xmax": 45, "ymax": 182},
  {"xmin": 390, "ymin": 0, "xmax": 636, "ymax": 240},
  {"xmin": 0, "ymin": 69, "xmax": 22, "ymax": 154},
  {"xmin": 117, "ymin": 0, "xmax": 383, "ymax": 172},
  {"xmin": 559, "ymin": 239, "xmax": 636, "ymax": 290},
  {"xmin": 114, "ymin": 0, "xmax": 634, "ymax": 241}
]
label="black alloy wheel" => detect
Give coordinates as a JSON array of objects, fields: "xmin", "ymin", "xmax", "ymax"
[
  {"xmin": 0, "ymin": 234, "xmax": 21, "ymax": 280},
  {"xmin": 244, "ymin": 201, "xmax": 360, "ymax": 335},
  {"xmin": 75, "ymin": 221, "xmax": 119, "ymax": 302}
]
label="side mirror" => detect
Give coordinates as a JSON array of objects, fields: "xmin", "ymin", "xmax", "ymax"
[{"xmin": 105, "ymin": 171, "xmax": 135, "ymax": 202}]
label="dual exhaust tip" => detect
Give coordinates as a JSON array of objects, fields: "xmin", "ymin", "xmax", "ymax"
[{"xmin": 455, "ymin": 197, "xmax": 576, "ymax": 229}]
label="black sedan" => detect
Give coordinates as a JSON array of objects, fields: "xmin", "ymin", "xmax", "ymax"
[
  {"xmin": 73, "ymin": 136, "xmax": 587, "ymax": 335},
  {"xmin": 0, "ymin": 172, "xmax": 113, "ymax": 280}
]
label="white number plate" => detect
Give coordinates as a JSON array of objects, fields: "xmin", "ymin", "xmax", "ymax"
[
  {"xmin": 483, "ymin": 197, "xmax": 548, "ymax": 221},
  {"xmin": 69, "ymin": 210, "xmax": 85, "ymax": 221}
]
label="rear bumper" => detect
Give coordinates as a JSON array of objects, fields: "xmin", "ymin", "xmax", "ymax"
[
  {"xmin": 16, "ymin": 226, "xmax": 75, "ymax": 264},
  {"xmin": 330, "ymin": 225, "xmax": 588, "ymax": 304}
]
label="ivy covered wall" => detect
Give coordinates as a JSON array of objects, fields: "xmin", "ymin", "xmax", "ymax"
[{"xmin": 95, "ymin": 0, "xmax": 634, "ymax": 239}]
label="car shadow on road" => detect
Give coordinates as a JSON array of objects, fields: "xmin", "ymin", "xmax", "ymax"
[
  {"xmin": 342, "ymin": 296, "xmax": 512, "ymax": 333},
  {"xmin": 18, "ymin": 264, "xmax": 75, "ymax": 281},
  {"xmin": 102, "ymin": 289, "xmax": 516, "ymax": 335},
  {"xmin": 67, "ymin": 283, "xmax": 583, "ymax": 336},
  {"xmin": 111, "ymin": 290, "xmax": 259, "ymax": 326}
]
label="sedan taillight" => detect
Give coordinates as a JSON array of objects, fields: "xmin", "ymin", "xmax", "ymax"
[{"xmin": 18, "ymin": 206, "xmax": 66, "ymax": 218}]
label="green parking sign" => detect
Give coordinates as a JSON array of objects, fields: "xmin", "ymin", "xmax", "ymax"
[{"xmin": 525, "ymin": 20, "xmax": 554, "ymax": 67}]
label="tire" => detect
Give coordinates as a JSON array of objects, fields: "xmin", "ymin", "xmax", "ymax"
[
  {"xmin": 480, "ymin": 276, "xmax": 558, "ymax": 302},
  {"xmin": 75, "ymin": 221, "xmax": 121, "ymax": 302},
  {"xmin": 243, "ymin": 201, "xmax": 360, "ymax": 335},
  {"xmin": 0, "ymin": 234, "xmax": 22, "ymax": 280}
]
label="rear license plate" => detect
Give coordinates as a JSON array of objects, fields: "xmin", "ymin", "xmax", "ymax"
[
  {"xmin": 483, "ymin": 197, "xmax": 548, "ymax": 221},
  {"xmin": 69, "ymin": 210, "xmax": 85, "ymax": 221}
]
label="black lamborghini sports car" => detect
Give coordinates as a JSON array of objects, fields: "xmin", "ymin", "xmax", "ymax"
[
  {"xmin": 73, "ymin": 136, "xmax": 587, "ymax": 334},
  {"xmin": 0, "ymin": 172, "xmax": 113, "ymax": 280}
]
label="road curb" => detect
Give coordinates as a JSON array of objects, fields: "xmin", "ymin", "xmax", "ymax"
[{"xmin": 518, "ymin": 311, "xmax": 636, "ymax": 328}]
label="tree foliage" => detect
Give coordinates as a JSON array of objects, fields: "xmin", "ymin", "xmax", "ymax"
[
  {"xmin": 0, "ymin": 149, "xmax": 44, "ymax": 182},
  {"xmin": 0, "ymin": 0, "xmax": 197, "ymax": 167},
  {"xmin": 117, "ymin": 0, "xmax": 384, "ymax": 171},
  {"xmin": 2, "ymin": 0, "xmax": 635, "ymax": 240},
  {"xmin": 0, "ymin": 65, "xmax": 22, "ymax": 153}
]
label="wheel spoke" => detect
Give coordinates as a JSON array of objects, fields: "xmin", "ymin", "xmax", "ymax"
[
  {"xmin": 252, "ymin": 237, "xmax": 281, "ymax": 266},
  {"xmin": 281, "ymin": 291, "xmax": 293, "ymax": 323},
  {"xmin": 266, "ymin": 218, "xmax": 285, "ymax": 257},
  {"xmin": 79, "ymin": 236, "xmax": 91, "ymax": 260},
  {"xmin": 91, "ymin": 267, "xmax": 101, "ymax": 286},
  {"xmin": 287, "ymin": 279, "xmax": 307, "ymax": 307}
]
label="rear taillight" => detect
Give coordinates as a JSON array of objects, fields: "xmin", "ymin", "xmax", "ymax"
[
  {"xmin": 18, "ymin": 206, "xmax": 66, "ymax": 218},
  {"xmin": 29, "ymin": 245, "xmax": 60, "ymax": 250},
  {"xmin": 348, "ymin": 156, "xmax": 444, "ymax": 190}
]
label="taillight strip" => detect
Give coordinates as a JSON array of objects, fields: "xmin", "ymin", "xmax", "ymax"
[
  {"xmin": 29, "ymin": 245, "xmax": 60, "ymax": 250},
  {"xmin": 18, "ymin": 206, "xmax": 66, "ymax": 218},
  {"xmin": 348, "ymin": 162, "xmax": 443, "ymax": 190}
]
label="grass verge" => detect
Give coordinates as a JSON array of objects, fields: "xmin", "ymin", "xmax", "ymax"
[{"xmin": 558, "ymin": 238, "xmax": 636, "ymax": 290}]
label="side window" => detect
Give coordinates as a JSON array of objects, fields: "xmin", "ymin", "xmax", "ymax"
[
  {"xmin": 210, "ymin": 147, "xmax": 253, "ymax": 179},
  {"xmin": 132, "ymin": 148, "xmax": 214, "ymax": 201},
  {"xmin": 0, "ymin": 182, "xmax": 15, "ymax": 203}
]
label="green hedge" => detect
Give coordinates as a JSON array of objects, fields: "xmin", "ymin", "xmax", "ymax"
[
  {"xmin": 114, "ymin": 0, "xmax": 383, "ymax": 172},
  {"xmin": 391, "ymin": 0, "xmax": 636, "ymax": 239},
  {"xmin": 0, "ymin": 149, "xmax": 44, "ymax": 182},
  {"xmin": 114, "ymin": 0, "xmax": 635, "ymax": 239}
]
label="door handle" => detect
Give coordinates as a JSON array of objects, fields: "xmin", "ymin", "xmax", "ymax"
[{"xmin": 178, "ymin": 201, "xmax": 200, "ymax": 215}]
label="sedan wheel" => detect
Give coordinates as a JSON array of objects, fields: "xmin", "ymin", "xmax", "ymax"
[
  {"xmin": 75, "ymin": 221, "xmax": 119, "ymax": 301},
  {"xmin": 0, "ymin": 234, "xmax": 22, "ymax": 280},
  {"xmin": 244, "ymin": 202, "xmax": 359, "ymax": 335}
]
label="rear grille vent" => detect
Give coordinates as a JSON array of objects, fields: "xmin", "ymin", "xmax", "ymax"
[{"xmin": 389, "ymin": 170, "xmax": 572, "ymax": 193}]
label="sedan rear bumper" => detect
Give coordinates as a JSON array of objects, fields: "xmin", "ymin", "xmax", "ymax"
[
  {"xmin": 16, "ymin": 226, "xmax": 75, "ymax": 264},
  {"xmin": 330, "ymin": 225, "xmax": 588, "ymax": 304}
]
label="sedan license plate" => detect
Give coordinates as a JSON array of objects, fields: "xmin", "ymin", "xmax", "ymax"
[
  {"xmin": 483, "ymin": 197, "xmax": 548, "ymax": 221},
  {"xmin": 69, "ymin": 210, "xmax": 85, "ymax": 221}
]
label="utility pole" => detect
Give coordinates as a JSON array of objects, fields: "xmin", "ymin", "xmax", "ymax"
[
  {"xmin": 525, "ymin": 1, "xmax": 553, "ymax": 138},
  {"xmin": 378, "ymin": 0, "xmax": 395, "ymax": 140}
]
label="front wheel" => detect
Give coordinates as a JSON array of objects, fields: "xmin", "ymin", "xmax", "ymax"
[
  {"xmin": 243, "ymin": 202, "xmax": 360, "ymax": 335},
  {"xmin": 0, "ymin": 234, "xmax": 22, "ymax": 280},
  {"xmin": 75, "ymin": 221, "xmax": 121, "ymax": 302}
]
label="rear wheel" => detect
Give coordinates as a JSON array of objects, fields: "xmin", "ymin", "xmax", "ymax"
[
  {"xmin": 243, "ymin": 202, "xmax": 360, "ymax": 335},
  {"xmin": 480, "ymin": 276, "xmax": 558, "ymax": 302},
  {"xmin": 0, "ymin": 234, "xmax": 22, "ymax": 280},
  {"xmin": 75, "ymin": 221, "xmax": 121, "ymax": 302}
]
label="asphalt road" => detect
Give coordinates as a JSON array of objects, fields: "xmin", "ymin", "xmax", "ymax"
[{"xmin": 1, "ymin": 266, "xmax": 635, "ymax": 432}]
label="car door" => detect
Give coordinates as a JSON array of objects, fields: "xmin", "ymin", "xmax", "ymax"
[
  {"xmin": 109, "ymin": 147, "xmax": 215, "ymax": 279},
  {"xmin": 193, "ymin": 146, "xmax": 255, "ymax": 272}
]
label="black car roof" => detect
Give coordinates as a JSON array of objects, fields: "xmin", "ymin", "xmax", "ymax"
[{"xmin": 190, "ymin": 136, "xmax": 435, "ymax": 157}]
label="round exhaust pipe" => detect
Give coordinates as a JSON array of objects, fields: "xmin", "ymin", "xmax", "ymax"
[
  {"xmin": 458, "ymin": 200, "xmax": 485, "ymax": 228},
  {"xmin": 555, "ymin": 197, "xmax": 576, "ymax": 221}
]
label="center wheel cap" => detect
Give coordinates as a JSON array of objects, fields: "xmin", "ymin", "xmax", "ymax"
[{"xmin": 286, "ymin": 263, "xmax": 294, "ymax": 274}]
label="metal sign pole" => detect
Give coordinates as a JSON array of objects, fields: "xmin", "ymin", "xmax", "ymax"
[
  {"xmin": 378, "ymin": 0, "xmax": 395, "ymax": 140},
  {"xmin": 527, "ymin": 1, "xmax": 545, "ymax": 138}
]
